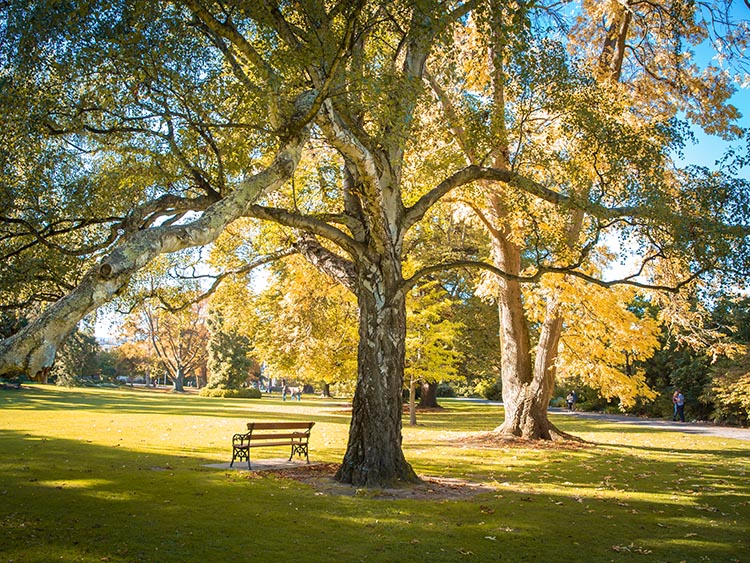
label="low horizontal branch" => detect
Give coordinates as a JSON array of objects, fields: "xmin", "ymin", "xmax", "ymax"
[
  {"xmin": 246, "ymin": 204, "xmax": 364, "ymax": 259},
  {"xmin": 400, "ymin": 259, "xmax": 702, "ymax": 295}
]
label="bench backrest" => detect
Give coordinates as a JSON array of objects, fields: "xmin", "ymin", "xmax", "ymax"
[
  {"xmin": 245, "ymin": 421, "xmax": 314, "ymax": 441},
  {"xmin": 246, "ymin": 421, "xmax": 314, "ymax": 431}
]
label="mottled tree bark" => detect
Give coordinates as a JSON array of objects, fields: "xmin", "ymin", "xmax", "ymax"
[
  {"xmin": 335, "ymin": 260, "xmax": 419, "ymax": 486},
  {"xmin": 497, "ymin": 298, "xmax": 569, "ymax": 440}
]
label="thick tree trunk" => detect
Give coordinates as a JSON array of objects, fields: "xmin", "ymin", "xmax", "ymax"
[
  {"xmin": 506, "ymin": 212, "xmax": 586, "ymax": 440},
  {"xmin": 491, "ymin": 232, "xmax": 533, "ymax": 435},
  {"xmin": 408, "ymin": 376, "xmax": 417, "ymax": 426},
  {"xmin": 497, "ymin": 307, "xmax": 569, "ymax": 440},
  {"xmin": 495, "ymin": 283, "xmax": 552, "ymax": 438},
  {"xmin": 171, "ymin": 366, "xmax": 186, "ymax": 392},
  {"xmin": 418, "ymin": 381, "xmax": 440, "ymax": 408},
  {"xmin": 491, "ymin": 218, "xmax": 567, "ymax": 440},
  {"xmin": 494, "ymin": 276, "xmax": 577, "ymax": 439},
  {"xmin": 335, "ymin": 263, "xmax": 419, "ymax": 487}
]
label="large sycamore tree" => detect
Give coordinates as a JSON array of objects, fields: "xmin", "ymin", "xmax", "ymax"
[{"xmin": 0, "ymin": 1, "xmax": 748, "ymax": 486}]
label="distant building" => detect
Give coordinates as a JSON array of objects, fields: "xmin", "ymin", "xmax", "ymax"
[{"xmin": 96, "ymin": 336, "xmax": 123, "ymax": 351}]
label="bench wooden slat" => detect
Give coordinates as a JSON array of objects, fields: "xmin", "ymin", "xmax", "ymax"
[
  {"xmin": 234, "ymin": 441, "xmax": 304, "ymax": 448},
  {"xmin": 248, "ymin": 432, "xmax": 310, "ymax": 440},
  {"xmin": 246, "ymin": 440, "xmax": 305, "ymax": 448}
]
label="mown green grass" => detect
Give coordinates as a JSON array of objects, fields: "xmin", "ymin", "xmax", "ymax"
[{"xmin": 1, "ymin": 385, "xmax": 748, "ymax": 563}]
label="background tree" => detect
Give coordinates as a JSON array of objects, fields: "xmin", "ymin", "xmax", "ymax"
[
  {"xmin": 635, "ymin": 294, "xmax": 750, "ymax": 423},
  {"xmin": 536, "ymin": 278, "xmax": 661, "ymax": 408},
  {"xmin": 128, "ymin": 298, "xmax": 209, "ymax": 392},
  {"xmin": 711, "ymin": 353, "xmax": 750, "ymax": 425},
  {"xmin": 399, "ymin": 199, "xmax": 499, "ymax": 406},
  {"xmin": 450, "ymin": 294, "xmax": 502, "ymax": 400},
  {"xmin": 50, "ymin": 328, "xmax": 101, "ymax": 387},
  {"xmin": 209, "ymin": 254, "xmax": 359, "ymax": 395},
  {"xmin": 110, "ymin": 340, "xmax": 154, "ymax": 384},
  {"xmin": 427, "ymin": 1, "xmax": 750, "ymax": 439},
  {"xmin": 205, "ymin": 308, "xmax": 256, "ymax": 391},
  {"xmin": 705, "ymin": 295, "xmax": 750, "ymax": 424},
  {"xmin": 405, "ymin": 278, "xmax": 464, "ymax": 424}
]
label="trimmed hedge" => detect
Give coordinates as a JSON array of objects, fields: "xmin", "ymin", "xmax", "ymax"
[{"xmin": 199, "ymin": 387, "xmax": 262, "ymax": 399}]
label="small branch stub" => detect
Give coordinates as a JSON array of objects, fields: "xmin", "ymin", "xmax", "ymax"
[{"xmin": 99, "ymin": 262, "xmax": 113, "ymax": 278}]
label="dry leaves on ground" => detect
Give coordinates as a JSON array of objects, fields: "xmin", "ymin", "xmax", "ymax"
[
  {"xmin": 244, "ymin": 462, "xmax": 494, "ymax": 500},
  {"xmin": 454, "ymin": 431, "xmax": 593, "ymax": 451}
]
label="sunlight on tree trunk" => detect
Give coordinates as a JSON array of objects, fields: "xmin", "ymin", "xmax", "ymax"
[{"xmin": 409, "ymin": 372, "xmax": 417, "ymax": 427}]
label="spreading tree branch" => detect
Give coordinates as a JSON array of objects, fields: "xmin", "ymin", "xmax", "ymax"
[
  {"xmin": 401, "ymin": 259, "xmax": 709, "ymax": 296},
  {"xmin": 0, "ymin": 92, "xmax": 316, "ymax": 377},
  {"xmin": 147, "ymin": 249, "xmax": 297, "ymax": 313},
  {"xmin": 294, "ymin": 234, "xmax": 357, "ymax": 292},
  {"xmin": 246, "ymin": 204, "xmax": 364, "ymax": 259}
]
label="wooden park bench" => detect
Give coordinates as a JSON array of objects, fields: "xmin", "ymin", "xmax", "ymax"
[{"xmin": 230, "ymin": 421, "xmax": 314, "ymax": 469}]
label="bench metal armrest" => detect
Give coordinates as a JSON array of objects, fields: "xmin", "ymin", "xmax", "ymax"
[{"xmin": 232, "ymin": 432, "xmax": 251, "ymax": 446}]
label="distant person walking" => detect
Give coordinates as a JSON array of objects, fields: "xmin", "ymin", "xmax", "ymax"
[
  {"xmin": 673, "ymin": 389, "xmax": 685, "ymax": 422},
  {"xmin": 566, "ymin": 390, "xmax": 577, "ymax": 411}
]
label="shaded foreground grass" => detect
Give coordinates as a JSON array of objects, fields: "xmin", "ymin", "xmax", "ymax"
[{"xmin": 0, "ymin": 386, "xmax": 748, "ymax": 563}]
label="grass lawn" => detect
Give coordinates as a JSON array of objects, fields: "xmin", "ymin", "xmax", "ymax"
[{"xmin": 1, "ymin": 385, "xmax": 748, "ymax": 563}]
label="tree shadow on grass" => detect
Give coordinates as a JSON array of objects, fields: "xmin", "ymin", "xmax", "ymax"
[
  {"xmin": 409, "ymin": 434, "xmax": 749, "ymax": 562},
  {"xmin": 1, "ymin": 426, "xmax": 748, "ymax": 563}
]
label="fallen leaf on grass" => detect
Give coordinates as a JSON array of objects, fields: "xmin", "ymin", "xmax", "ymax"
[{"xmin": 611, "ymin": 543, "xmax": 653, "ymax": 554}]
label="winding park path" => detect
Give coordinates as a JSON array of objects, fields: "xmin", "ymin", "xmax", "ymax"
[{"xmin": 554, "ymin": 408, "xmax": 750, "ymax": 442}]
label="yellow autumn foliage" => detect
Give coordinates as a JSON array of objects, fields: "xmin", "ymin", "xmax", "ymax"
[{"xmin": 525, "ymin": 275, "xmax": 661, "ymax": 407}]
